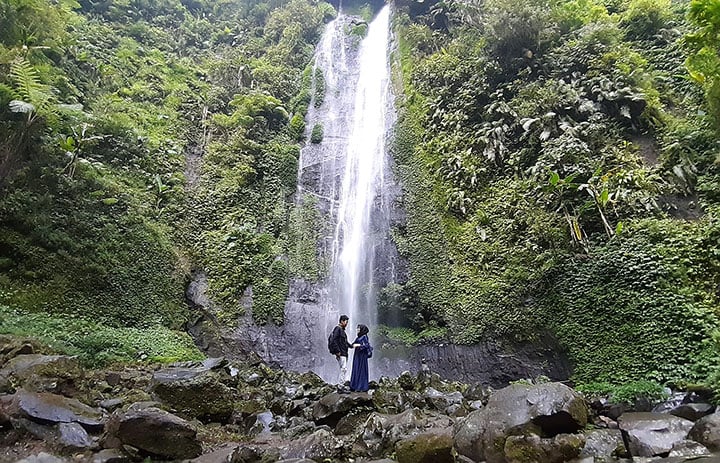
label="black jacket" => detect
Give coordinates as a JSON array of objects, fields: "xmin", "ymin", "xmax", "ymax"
[{"xmin": 331, "ymin": 325, "xmax": 352, "ymax": 357}]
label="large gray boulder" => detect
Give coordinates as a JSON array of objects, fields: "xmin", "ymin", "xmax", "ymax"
[
  {"xmin": 671, "ymin": 403, "xmax": 715, "ymax": 422},
  {"xmin": 11, "ymin": 390, "xmax": 103, "ymax": 429},
  {"xmin": 151, "ymin": 368, "xmax": 235, "ymax": 422},
  {"xmin": 689, "ymin": 411, "xmax": 720, "ymax": 451},
  {"xmin": 103, "ymin": 406, "xmax": 202, "ymax": 459},
  {"xmin": 453, "ymin": 382, "xmax": 588, "ymax": 463},
  {"xmin": 618, "ymin": 412, "xmax": 694, "ymax": 457}
]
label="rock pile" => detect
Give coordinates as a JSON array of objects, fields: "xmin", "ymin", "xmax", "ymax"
[{"xmin": 1, "ymin": 335, "xmax": 719, "ymax": 462}]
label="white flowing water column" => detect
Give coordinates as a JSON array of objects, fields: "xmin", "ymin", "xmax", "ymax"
[{"xmin": 332, "ymin": 5, "xmax": 392, "ymax": 336}]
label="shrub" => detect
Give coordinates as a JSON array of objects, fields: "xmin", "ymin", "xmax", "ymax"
[{"xmin": 310, "ymin": 123, "xmax": 323, "ymax": 143}]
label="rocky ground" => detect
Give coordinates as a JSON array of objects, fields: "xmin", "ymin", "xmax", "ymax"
[{"xmin": 2, "ymin": 335, "xmax": 720, "ymax": 463}]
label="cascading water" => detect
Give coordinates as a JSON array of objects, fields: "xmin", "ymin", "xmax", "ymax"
[{"xmin": 298, "ymin": 5, "xmax": 399, "ymax": 382}]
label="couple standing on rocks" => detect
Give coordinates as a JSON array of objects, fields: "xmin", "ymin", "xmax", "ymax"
[{"xmin": 328, "ymin": 314, "xmax": 373, "ymax": 393}]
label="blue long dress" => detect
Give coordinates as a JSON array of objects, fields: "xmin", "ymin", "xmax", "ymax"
[{"xmin": 349, "ymin": 334, "xmax": 370, "ymax": 392}]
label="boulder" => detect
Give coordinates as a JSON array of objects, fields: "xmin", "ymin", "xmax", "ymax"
[
  {"xmin": 618, "ymin": 412, "xmax": 694, "ymax": 457},
  {"xmin": 0, "ymin": 355, "xmax": 82, "ymax": 393},
  {"xmin": 579, "ymin": 429, "xmax": 625, "ymax": 460},
  {"xmin": 280, "ymin": 428, "xmax": 344, "ymax": 461},
  {"xmin": 359, "ymin": 408, "xmax": 453, "ymax": 457},
  {"xmin": 103, "ymin": 406, "xmax": 202, "ymax": 459},
  {"xmin": 689, "ymin": 412, "xmax": 720, "ymax": 451},
  {"xmin": 668, "ymin": 439, "xmax": 711, "ymax": 457},
  {"xmin": 372, "ymin": 389, "xmax": 423, "ymax": 414},
  {"xmin": 152, "ymin": 368, "xmax": 235, "ymax": 422},
  {"xmin": 423, "ymin": 387, "xmax": 463, "ymax": 412},
  {"xmin": 57, "ymin": 422, "xmax": 95, "ymax": 451},
  {"xmin": 335, "ymin": 408, "xmax": 373, "ymax": 435},
  {"xmin": 670, "ymin": 403, "xmax": 715, "ymax": 422},
  {"xmin": 12, "ymin": 390, "xmax": 103, "ymax": 429},
  {"xmin": 312, "ymin": 392, "xmax": 373, "ymax": 426},
  {"xmin": 504, "ymin": 433, "xmax": 585, "ymax": 463},
  {"xmin": 454, "ymin": 382, "xmax": 588, "ymax": 463},
  {"xmin": 395, "ymin": 429, "xmax": 454, "ymax": 463}
]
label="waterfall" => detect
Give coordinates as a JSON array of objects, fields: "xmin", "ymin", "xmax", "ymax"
[{"xmin": 297, "ymin": 5, "xmax": 398, "ymax": 382}]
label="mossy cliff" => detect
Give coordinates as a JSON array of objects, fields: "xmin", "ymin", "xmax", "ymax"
[{"xmin": 390, "ymin": 0, "xmax": 720, "ymax": 386}]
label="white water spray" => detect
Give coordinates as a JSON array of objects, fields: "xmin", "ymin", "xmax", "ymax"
[{"xmin": 297, "ymin": 6, "xmax": 395, "ymax": 381}]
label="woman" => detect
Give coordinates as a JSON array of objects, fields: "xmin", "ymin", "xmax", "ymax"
[{"xmin": 349, "ymin": 324, "xmax": 372, "ymax": 392}]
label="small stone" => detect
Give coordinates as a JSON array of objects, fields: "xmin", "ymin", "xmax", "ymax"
[{"xmin": 90, "ymin": 449, "xmax": 131, "ymax": 463}]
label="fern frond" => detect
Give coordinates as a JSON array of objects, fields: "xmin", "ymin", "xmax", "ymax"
[{"xmin": 10, "ymin": 58, "xmax": 42, "ymax": 102}]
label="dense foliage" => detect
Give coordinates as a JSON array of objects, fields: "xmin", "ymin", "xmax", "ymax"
[
  {"xmin": 0, "ymin": 0, "xmax": 335, "ymax": 363},
  {"xmin": 392, "ymin": 0, "xmax": 720, "ymax": 386},
  {"xmin": 1, "ymin": 0, "xmax": 719, "ymax": 391}
]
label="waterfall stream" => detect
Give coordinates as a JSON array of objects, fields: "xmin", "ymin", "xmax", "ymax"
[{"xmin": 298, "ymin": 5, "xmax": 398, "ymax": 382}]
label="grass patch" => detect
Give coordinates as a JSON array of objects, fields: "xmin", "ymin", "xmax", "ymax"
[{"xmin": 0, "ymin": 304, "xmax": 203, "ymax": 367}]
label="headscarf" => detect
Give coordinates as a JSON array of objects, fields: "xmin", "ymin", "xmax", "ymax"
[{"xmin": 357, "ymin": 324, "xmax": 369, "ymax": 337}]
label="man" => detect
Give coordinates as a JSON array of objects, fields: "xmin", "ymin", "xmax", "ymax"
[{"xmin": 330, "ymin": 314, "xmax": 353, "ymax": 386}]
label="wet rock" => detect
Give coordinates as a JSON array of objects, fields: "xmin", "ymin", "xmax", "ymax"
[
  {"xmin": 670, "ymin": 403, "xmax": 715, "ymax": 422},
  {"xmin": 90, "ymin": 449, "xmax": 132, "ymax": 463},
  {"xmin": 0, "ymin": 355, "xmax": 82, "ymax": 393},
  {"xmin": 276, "ymin": 460, "xmax": 316, "ymax": 463},
  {"xmin": 16, "ymin": 453, "xmax": 67, "ymax": 463},
  {"xmin": 12, "ymin": 390, "xmax": 103, "ymax": 429},
  {"xmin": 280, "ymin": 428, "xmax": 344, "ymax": 461},
  {"xmin": 0, "ymin": 335, "xmax": 38, "ymax": 364},
  {"xmin": 668, "ymin": 439, "xmax": 711, "ymax": 457},
  {"xmin": 359, "ymin": 408, "xmax": 441, "ymax": 457},
  {"xmin": 10, "ymin": 417, "xmax": 57, "ymax": 441},
  {"xmin": 579, "ymin": 429, "xmax": 625, "ymax": 460},
  {"xmin": 152, "ymin": 368, "xmax": 235, "ymax": 422},
  {"xmin": 372, "ymin": 389, "xmax": 424, "ymax": 414},
  {"xmin": 187, "ymin": 444, "xmax": 239, "ymax": 463},
  {"xmin": 103, "ymin": 406, "xmax": 202, "ymax": 459},
  {"xmin": 469, "ymin": 400, "xmax": 484, "ymax": 411},
  {"xmin": 618, "ymin": 412, "xmax": 694, "ymax": 457},
  {"xmin": 394, "ymin": 429, "xmax": 454, "ymax": 463},
  {"xmin": 504, "ymin": 433, "xmax": 585, "ymax": 463},
  {"xmin": 99, "ymin": 398, "xmax": 124, "ymax": 413},
  {"xmin": 689, "ymin": 412, "xmax": 720, "ymax": 451},
  {"xmin": 312, "ymin": 392, "xmax": 373, "ymax": 427},
  {"xmin": 57, "ymin": 422, "xmax": 95, "ymax": 451},
  {"xmin": 423, "ymin": 387, "xmax": 463, "ymax": 411},
  {"xmin": 454, "ymin": 382, "xmax": 588, "ymax": 463},
  {"xmin": 335, "ymin": 408, "xmax": 373, "ymax": 435}
]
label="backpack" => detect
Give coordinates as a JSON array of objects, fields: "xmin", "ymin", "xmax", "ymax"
[{"xmin": 327, "ymin": 331, "xmax": 335, "ymax": 355}]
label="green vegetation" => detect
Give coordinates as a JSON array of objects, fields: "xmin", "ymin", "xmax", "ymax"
[
  {"xmin": 0, "ymin": 0, "xmax": 336, "ymax": 362},
  {"xmin": 1, "ymin": 0, "xmax": 719, "ymax": 393},
  {"xmin": 310, "ymin": 123, "xmax": 324, "ymax": 143},
  {"xmin": 578, "ymin": 380, "xmax": 669, "ymax": 405},
  {"xmin": 0, "ymin": 304, "xmax": 202, "ymax": 367},
  {"xmin": 394, "ymin": 0, "xmax": 720, "ymax": 385}
]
